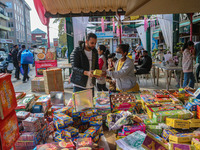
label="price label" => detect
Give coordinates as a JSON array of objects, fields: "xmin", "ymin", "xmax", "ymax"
[{"xmin": 142, "ymin": 133, "xmax": 168, "ymax": 150}]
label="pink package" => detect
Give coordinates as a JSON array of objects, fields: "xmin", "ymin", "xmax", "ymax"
[{"xmin": 122, "ymin": 123, "xmax": 146, "ymax": 133}]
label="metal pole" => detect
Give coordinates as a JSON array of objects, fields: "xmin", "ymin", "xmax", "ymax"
[
  {"xmin": 118, "ymin": 14, "xmax": 122, "ymax": 44},
  {"xmin": 23, "ymin": 0, "xmax": 28, "ymax": 48},
  {"xmin": 190, "ymin": 13, "xmax": 193, "ymax": 41}
]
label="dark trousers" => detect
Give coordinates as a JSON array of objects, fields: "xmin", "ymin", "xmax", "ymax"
[
  {"xmin": 13, "ymin": 62, "xmax": 20, "ymax": 79},
  {"xmin": 97, "ymin": 83, "xmax": 108, "ymax": 91},
  {"xmin": 135, "ymin": 67, "xmax": 150, "ymax": 75},
  {"xmin": 73, "ymin": 86, "xmax": 94, "ymax": 97},
  {"xmin": 22, "ymin": 64, "xmax": 29, "ymax": 81},
  {"xmin": 183, "ymin": 72, "xmax": 195, "ymax": 88}
]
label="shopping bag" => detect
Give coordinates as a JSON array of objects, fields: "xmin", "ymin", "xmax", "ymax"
[
  {"xmin": 7, "ymin": 62, "xmax": 14, "ymax": 71},
  {"xmin": 21, "ymin": 50, "xmax": 34, "ymax": 64},
  {"xmin": 20, "ymin": 65, "xmax": 30, "ymax": 75}
]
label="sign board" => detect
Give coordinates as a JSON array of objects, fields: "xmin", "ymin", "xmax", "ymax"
[
  {"xmin": 96, "ymin": 32, "xmax": 114, "ymax": 39},
  {"xmin": 34, "ymin": 48, "xmax": 57, "ymax": 77},
  {"xmin": 0, "ymin": 39, "xmax": 13, "ymax": 43},
  {"xmin": 53, "ymin": 38, "xmax": 59, "ymax": 47}
]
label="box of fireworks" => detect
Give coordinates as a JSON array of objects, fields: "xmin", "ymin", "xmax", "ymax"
[
  {"xmin": 59, "ymin": 126, "xmax": 79, "ymax": 138},
  {"xmin": 72, "ymin": 117, "xmax": 82, "ymax": 126},
  {"xmin": 16, "ymin": 111, "xmax": 30, "ymax": 120},
  {"xmin": 0, "ymin": 110, "xmax": 19, "ymax": 150},
  {"xmin": 16, "ymin": 94, "xmax": 35, "ymax": 110},
  {"xmin": 152, "ymin": 90, "xmax": 170, "ymax": 98},
  {"xmin": 92, "ymin": 135, "xmax": 100, "ymax": 143},
  {"xmin": 35, "ymin": 95, "xmax": 51, "ymax": 113},
  {"xmin": 15, "ymin": 92, "xmax": 26, "ymax": 100},
  {"xmin": 83, "ymin": 126, "xmax": 100, "ymax": 138},
  {"xmin": 166, "ymin": 118, "xmax": 190, "ymax": 129},
  {"xmin": 35, "ymin": 141, "xmax": 75, "ymax": 150},
  {"xmin": 31, "ymin": 105, "xmax": 42, "ymax": 113},
  {"xmin": 90, "ymin": 120, "xmax": 103, "ymax": 126},
  {"xmin": 48, "ymin": 121, "xmax": 54, "ymax": 133},
  {"xmin": 147, "ymin": 125, "xmax": 162, "ymax": 136},
  {"xmin": 116, "ymin": 131, "xmax": 146, "ymax": 150},
  {"xmin": 50, "ymin": 91, "xmax": 65, "ymax": 106},
  {"xmin": 162, "ymin": 129, "xmax": 179, "ymax": 141},
  {"xmin": 31, "ymin": 77, "xmax": 45, "ymax": 92},
  {"xmin": 142, "ymin": 132, "xmax": 168, "ymax": 150},
  {"xmin": 43, "ymin": 68, "xmax": 64, "ymax": 94},
  {"xmin": 80, "ymin": 110, "xmax": 93, "ymax": 117},
  {"xmin": 192, "ymin": 138, "xmax": 200, "ymax": 150},
  {"xmin": 54, "ymin": 120, "xmax": 67, "ymax": 129},
  {"xmin": 30, "ymin": 113, "xmax": 45, "ymax": 125},
  {"xmin": 144, "ymin": 119, "xmax": 158, "ymax": 125},
  {"xmin": 194, "ymin": 88, "xmax": 200, "ymax": 99},
  {"xmin": 81, "ymin": 116, "xmax": 90, "ymax": 123},
  {"xmin": 189, "ymin": 119, "xmax": 200, "ymax": 128},
  {"xmin": 153, "ymin": 109, "xmax": 192, "ymax": 123},
  {"xmin": 18, "ymin": 122, "xmax": 23, "ymax": 131},
  {"xmin": 189, "ymin": 97, "xmax": 197, "ymax": 102},
  {"xmin": 54, "ymin": 106, "xmax": 73, "ymax": 116},
  {"xmin": 73, "ymin": 89, "xmax": 93, "ymax": 112},
  {"xmin": 76, "ymin": 137, "xmax": 93, "ymax": 149},
  {"xmin": 93, "ymin": 69, "xmax": 102, "ymax": 76},
  {"xmin": 78, "ymin": 122, "xmax": 90, "ymax": 133},
  {"xmin": 22, "ymin": 117, "xmax": 41, "ymax": 132},
  {"xmin": 0, "ymin": 74, "xmax": 17, "ymax": 120},
  {"xmin": 191, "ymin": 111, "xmax": 197, "ymax": 118},
  {"xmin": 54, "ymin": 135, "xmax": 63, "ymax": 142},
  {"xmin": 169, "ymin": 133, "xmax": 199, "ymax": 143},
  {"xmin": 169, "ymin": 143, "xmax": 195, "ymax": 150},
  {"xmin": 123, "ymin": 123, "xmax": 146, "ymax": 132},
  {"xmin": 60, "ymin": 130, "xmax": 71, "ymax": 139},
  {"xmin": 118, "ymin": 130, "xmax": 132, "ymax": 136},
  {"xmin": 72, "ymin": 111, "xmax": 81, "ymax": 118},
  {"xmin": 53, "ymin": 113, "xmax": 73, "ymax": 126},
  {"xmin": 90, "ymin": 115, "xmax": 102, "ymax": 121},
  {"xmin": 94, "ymin": 92, "xmax": 110, "ymax": 109},
  {"xmin": 15, "ymin": 132, "xmax": 40, "ymax": 150},
  {"xmin": 185, "ymin": 102, "xmax": 197, "ymax": 111}
]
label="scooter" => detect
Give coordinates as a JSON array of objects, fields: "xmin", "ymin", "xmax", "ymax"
[{"xmin": 0, "ymin": 56, "xmax": 8, "ymax": 73}]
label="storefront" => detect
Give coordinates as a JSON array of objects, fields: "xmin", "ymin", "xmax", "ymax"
[{"xmin": 0, "ymin": 38, "xmax": 13, "ymax": 53}]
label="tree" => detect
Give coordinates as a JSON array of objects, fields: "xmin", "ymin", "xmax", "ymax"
[{"xmin": 53, "ymin": 18, "xmax": 67, "ymax": 47}]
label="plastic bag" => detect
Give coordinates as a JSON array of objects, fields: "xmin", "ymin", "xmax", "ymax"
[{"xmin": 21, "ymin": 50, "xmax": 34, "ymax": 64}]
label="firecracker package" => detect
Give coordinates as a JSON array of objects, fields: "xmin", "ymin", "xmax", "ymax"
[
  {"xmin": 16, "ymin": 94, "xmax": 35, "ymax": 111},
  {"xmin": 31, "ymin": 77, "xmax": 45, "ymax": 92},
  {"xmin": 35, "ymin": 141, "xmax": 75, "ymax": 150},
  {"xmin": 53, "ymin": 113, "xmax": 73, "ymax": 126},
  {"xmin": 22, "ymin": 117, "xmax": 41, "ymax": 132},
  {"xmin": 54, "ymin": 106, "xmax": 73, "ymax": 117},
  {"xmin": 169, "ymin": 133, "xmax": 199, "ymax": 143},
  {"xmin": 30, "ymin": 113, "xmax": 45, "ymax": 125},
  {"xmin": 122, "ymin": 123, "xmax": 146, "ymax": 134},
  {"xmin": 192, "ymin": 138, "xmax": 200, "ymax": 150},
  {"xmin": 0, "ymin": 74, "xmax": 17, "ymax": 120},
  {"xmin": 94, "ymin": 92, "xmax": 111, "ymax": 109},
  {"xmin": 0, "ymin": 110, "xmax": 19, "ymax": 150},
  {"xmin": 35, "ymin": 95, "xmax": 51, "ymax": 113},
  {"xmin": 32, "ymin": 105, "xmax": 43, "ymax": 113},
  {"xmin": 194, "ymin": 88, "xmax": 200, "ymax": 99},
  {"xmin": 146, "ymin": 125, "xmax": 162, "ymax": 136},
  {"xmin": 15, "ymin": 92, "xmax": 26, "ymax": 100},
  {"xmin": 76, "ymin": 137, "xmax": 93, "ymax": 149},
  {"xmin": 169, "ymin": 143, "xmax": 195, "ymax": 150},
  {"xmin": 162, "ymin": 129, "xmax": 179, "ymax": 141},
  {"xmin": 16, "ymin": 111, "xmax": 31, "ymax": 120},
  {"xmin": 166, "ymin": 118, "xmax": 190, "ymax": 129}
]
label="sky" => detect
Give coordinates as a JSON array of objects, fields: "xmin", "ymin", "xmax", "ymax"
[{"xmin": 25, "ymin": 0, "xmax": 58, "ymax": 42}]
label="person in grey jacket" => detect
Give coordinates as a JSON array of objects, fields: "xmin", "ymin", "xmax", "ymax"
[{"xmin": 103, "ymin": 44, "xmax": 139, "ymax": 92}]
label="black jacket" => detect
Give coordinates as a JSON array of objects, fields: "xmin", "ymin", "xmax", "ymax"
[
  {"xmin": 70, "ymin": 42, "xmax": 99, "ymax": 87},
  {"xmin": 138, "ymin": 55, "xmax": 152, "ymax": 71},
  {"xmin": 11, "ymin": 48, "xmax": 19, "ymax": 64}
]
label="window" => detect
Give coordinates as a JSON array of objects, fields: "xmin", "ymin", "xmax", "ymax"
[
  {"xmin": 7, "ymin": 12, "xmax": 13, "ymax": 18},
  {"xmin": 5, "ymin": 2, "xmax": 12, "ymax": 9},
  {"xmin": 8, "ymin": 22, "xmax": 13, "ymax": 27},
  {"xmin": 9, "ymin": 31, "xmax": 14, "ymax": 37},
  {"xmin": 14, "ymin": 3, "xmax": 16, "ymax": 10}
]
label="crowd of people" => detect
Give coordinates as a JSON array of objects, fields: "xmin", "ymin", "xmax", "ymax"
[{"xmin": 70, "ymin": 33, "xmax": 153, "ymax": 94}]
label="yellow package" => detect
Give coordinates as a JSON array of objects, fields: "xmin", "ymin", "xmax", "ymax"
[
  {"xmin": 166, "ymin": 118, "xmax": 190, "ymax": 129},
  {"xmin": 93, "ymin": 70, "xmax": 102, "ymax": 76},
  {"xmin": 169, "ymin": 133, "xmax": 195, "ymax": 143},
  {"xmin": 192, "ymin": 138, "xmax": 200, "ymax": 150},
  {"xmin": 190, "ymin": 119, "xmax": 200, "ymax": 128}
]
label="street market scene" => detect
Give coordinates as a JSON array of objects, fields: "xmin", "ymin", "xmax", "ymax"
[{"xmin": 1, "ymin": 0, "xmax": 200, "ymax": 150}]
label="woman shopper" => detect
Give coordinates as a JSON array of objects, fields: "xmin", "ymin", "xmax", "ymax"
[
  {"xmin": 103, "ymin": 44, "xmax": 139, "ymax": 92},
  {"xmin": 182, "ymin": 41, "xmax": 195, "ymax": 88},
  {"xmin": 97, "ymin": 45, "xmax": 109, "ymax": 91}
]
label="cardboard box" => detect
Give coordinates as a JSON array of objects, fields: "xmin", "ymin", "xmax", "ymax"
[
  {"xmin": 192, "ymin": 138, "xmax": 200, "ymax": 150},
  {"xmin": 43, "ymin": 68, "xmax": 64, "ymax": 94},
  {"xmin": 93, "ymin": 70, "xmax": 102, "ymax": 76},
  {"xmin": 189, "ymin": 119, "xmax": 200, "ymax": 128},
  {"xmin": 166, "ymin": 118, "xmax": 190, "ymax": 129},
  {"xmin": 169, "ymin": 133, "xmax": 196, "ymax": 143},
  {"xmin": 162, "ymin": 129, "xmax": 178, "ymax": 141},
  {"xmin": 31, "ymin": 77, "xmax": 45, "ymax": 92},
  {"xmin": 194, "ymin": 88, "xmax": 200, "ymax": 99}
]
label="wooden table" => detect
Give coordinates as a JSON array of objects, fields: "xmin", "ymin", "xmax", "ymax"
[
  {"xmin": 152, "ymin": 64, "xmax": 183, "ymax": 90},
  {"xmin": 59, "ymin": 63, "xmax": 72, "ymax": 80}
]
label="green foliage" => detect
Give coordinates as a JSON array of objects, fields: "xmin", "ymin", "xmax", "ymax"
[
  {"xmin": 174, "ymin": 42, "xmax": 184, "ymax": 54},
  {"xmin": 61, "ymin": 47, "xmax": 67, "ymax": 57}
]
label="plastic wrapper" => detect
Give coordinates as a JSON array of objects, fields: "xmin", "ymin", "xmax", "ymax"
[
  {"xmin": 81, "ymin": 116, "xmax": 90, "ymax": 123},
  {"xmin": 16, "ymin": 94, "xmax": 35, "ymax": 110},
  {"xmin": 35, "ymin": 95, "xmax": 51, "ymax": 112},
  {"xmin": 16, "ymin": 111, "xmax": 30, "ymax": 120},
  {"xmin": 76, "ymin": 137, "xmax": 93, "ymax": 149},
  {"xmin": 30, "ymin": 113, "xmax": 45, "ymax": 125},
  {"xmin": 94, "ymin": 92, "xmax": 110, "ymax": 109},
  {"xmin": 50, "ymin": 91, "xmax": 65, "ymax": 106},
  {"xmin": 35, "ymin": 141, "xmax": 75, "ymax": 150},
  {"xmin": 15, "ymin": 92, "xmax": 26, "ymax": 100},
  {"xmin": 0, "ymin": 74, "xmax": 17, "ymax": 120},
  {"xmin": 54, "ymin": 106, "xmax": 73, "ymax": 116},
  {"xmin": 22, "ymin": 117, "xmax": 41, "ymax": 132},
  {"xmin": 0, "ymin": 110, "xmax": 19, "ymax": 150},
  {"xmin": 73, "ymin": 89, "xmax": 93, "ymax": 111},
  {"xmin": 64, "ymin": 126, "xmax": 79, "ymax": 137}
]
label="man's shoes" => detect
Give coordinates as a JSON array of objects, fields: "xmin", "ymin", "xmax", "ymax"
[
  {"xmin": 27, "ymin": 77, "xmax": 30, "ymax": 81},
  {"xmin": 23, "ymin": 81, "xmax": 27, "ymax": 83},
  {"xmin": 17, "ymin": 78, "xmax": 21, "ymax": 80}
]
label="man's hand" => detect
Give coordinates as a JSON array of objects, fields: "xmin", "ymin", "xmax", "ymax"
[
  {"xmin": 84, "ymin": 70, "xmax": 94, "ymax": 78},
  {"xmin": 101, "ymin": 71, "xmax": 107, "ymax": 77}
]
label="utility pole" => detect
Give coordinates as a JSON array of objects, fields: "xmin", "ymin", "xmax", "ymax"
[{"xmin": 23, "ymin": 0, "xmax": 28, "ymax": 48}]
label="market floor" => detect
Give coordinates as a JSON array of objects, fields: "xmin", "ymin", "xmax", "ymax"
[{"xmin": 11, "ymin": 58, "xmax": 189, "ymax": 150}]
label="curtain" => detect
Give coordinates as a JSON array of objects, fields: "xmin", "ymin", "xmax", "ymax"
[
  {"xmin": 72, "ymin": 17, "xmax": 89, "ymax": 48},
  {"xmin": 136, "ymin": 25, "xmax": 146, "ymax": 49},
  {"xmin": 158, "ymin": 14, "xmax": 173, "ymax": 52}
]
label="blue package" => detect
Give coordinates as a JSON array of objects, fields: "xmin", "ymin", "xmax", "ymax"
[{"xmin": 32, "ymin": 105, "xmax": 42, "ymax": 113}]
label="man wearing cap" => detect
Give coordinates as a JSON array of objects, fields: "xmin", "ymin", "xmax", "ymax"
[
  {"xmin": 12, "ymin": 45, "xmax": 20, "ymax": 80},
  {"xmin": 136, "ymin": 50, "xmax": 152, "ymax": 74}
]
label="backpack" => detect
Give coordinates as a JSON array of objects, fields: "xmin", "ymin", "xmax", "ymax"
[{"xmin": 21, "ymin": 50, "xmax": 33, "ymax": 64}]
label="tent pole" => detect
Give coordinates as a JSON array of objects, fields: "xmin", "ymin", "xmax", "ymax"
[
  {"xmin": 47, "ymin": 24, "xmax": 50, "ymax": 48},
  {"xmin": 119, "ymin": 14, "xmax": 122, "ymax": 44},
  {"xmin": 190, "ymin": 13, "xmax": 193, "ymax": 41}
]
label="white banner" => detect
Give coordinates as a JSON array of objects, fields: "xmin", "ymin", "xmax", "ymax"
[{"xmin": 136, "ymin": 26, "xmax": 146, "ymax": 50}]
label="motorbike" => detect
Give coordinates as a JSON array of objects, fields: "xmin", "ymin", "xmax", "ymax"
[{"xmin": 0, "ymin": 57, "xmax": 8, "ymax": 73}]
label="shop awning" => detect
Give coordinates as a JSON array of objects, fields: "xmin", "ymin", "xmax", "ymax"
[
  {"xmin": 126, "ymin": 0, "xmax": 200, "ymax": 16},
  {"xmin": 40, "ymin": 0, "xmax": 127, "ymax": 18}
]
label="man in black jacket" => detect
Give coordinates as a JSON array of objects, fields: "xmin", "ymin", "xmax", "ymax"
[
  {"xmin": 70, "ymin": 33, "xmax": 99, "ymax": 94},
  {"xmin": 136, "ymin": 50, "xmax": 152, "ymax": 74},
  {"xmin": 12, "ymin": 45, "xmax": 20, "ymax": 80}
]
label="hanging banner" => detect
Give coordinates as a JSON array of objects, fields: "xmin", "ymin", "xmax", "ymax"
[{"xmin": 34, "ymin": 48, "xmax": 57, "ymax": 77}]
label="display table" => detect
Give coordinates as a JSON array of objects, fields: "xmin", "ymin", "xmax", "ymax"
[{"xmin": 152, "ymin": 64, "xmax": 183, "ymax": 90}]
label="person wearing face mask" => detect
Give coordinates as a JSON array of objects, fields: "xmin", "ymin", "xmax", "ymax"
[
  {"xmin": 103, "ymin": 44, "xmax": 139, "ymax": 92},
  {"xmin": 70, "ymin": 33, "xmax": 99, "ymax": 95}
]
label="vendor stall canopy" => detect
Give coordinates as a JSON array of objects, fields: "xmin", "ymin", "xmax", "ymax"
[{"xmin": 39, "ymin": 0, "xmax": 200, "ymax": 18}]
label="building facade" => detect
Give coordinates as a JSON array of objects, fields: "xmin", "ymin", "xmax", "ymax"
[
  {"xmin": 0, "ymin": 1, "xmax": 12, "ymax": 52},
  {"xmin": 2, "ymin": 0, "xmax": 31, "ymax": 48},
  {"xmin": 31, "ymin": 28, "xmax": 47, "ymax": 46}
]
